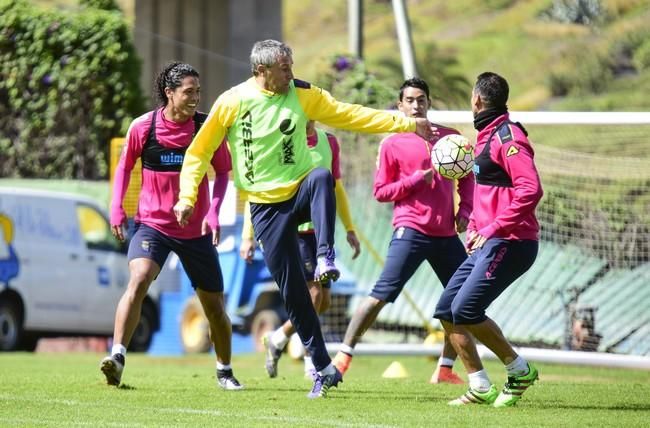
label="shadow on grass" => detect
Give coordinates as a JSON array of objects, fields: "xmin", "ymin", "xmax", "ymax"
[
  {"xmin": 117, "ymin": 384, "xmax": 137, "ymax": 390},
  {"xmin": 331, "ymin": 389, "xmax": 448, "ymax": 402},
  {"xmin": 529, "ymin": 402, "xmax": 650, "ymax": 412}
]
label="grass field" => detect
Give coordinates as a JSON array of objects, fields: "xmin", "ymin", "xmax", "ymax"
[{"xmin": 1, "ymin": 352, "xmax": 649, "ymax": 427}]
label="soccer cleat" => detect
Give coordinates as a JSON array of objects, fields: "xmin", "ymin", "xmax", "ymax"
[
  {"xmin": 493, "ymin": 363, "xmax": 539, "ymax": 407},
  {"xmin": 100, "ymin": 353, "xmax": 125, "ymax": 386},
  {"xmin": 307, "ymin": 367, "xmax": 343, "ymax": 399},
  {"xmin": 217, "ymin": 369, "xmax": 244, "ymax": 391},
  {"xmin": 262, "ymin": 331, "xmax": 283, "ymax": 378},
  {"xmin": 314, "ymin": 249, "xmax": 340, "ymax": 283},
  {"xmin": 448, "ymin": 384, "xmax": 498, "ymax": 406},
  {"xmin": 332, "ymin": 351, "xmax": 352, "ymax": 375},
  {"xmin": 429, "ymin": 366, "xmax": 464, "ymax": 385}
]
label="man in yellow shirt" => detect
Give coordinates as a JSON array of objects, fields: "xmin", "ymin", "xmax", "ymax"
[
  {"xmin": 240, "ymin": 120, "xmax": 361, "ymax": 380},
  {"xmin": 174, "ymin": 39, "xmax": 437, "ymax": 398}
]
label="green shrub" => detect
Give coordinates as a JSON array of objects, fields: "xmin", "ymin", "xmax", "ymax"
[
  {"xmin": 608, "ymin": 24, "xmax": 650, "ymax": 74},
  {"xmin": 79, "ymin": 0, "xmax": 121, "ymax": 11},
  {"xmin": 316, "ymin": 54, "xmax": 396, "ymax": 109},
  {"xmin": 540, "ymin": 0, "xmax": 607, "ymax": 26},
  {"xmin": 0, "ymin": 0, "xmax": 144, "ymax": 179},
  {"xmin": 485, "ymin": 0, "xmax": 516, "ymax": 9},
  {"xmin": 548, "ymin": 47, "xmax": 613, "ymax": 96},
  {"xmin": 376, "ymin": 42, "xmax": 471, "ymax": 110},
  {"xmin": 633, "ymin": 40, "xmax": 650, "ymax": 71}
]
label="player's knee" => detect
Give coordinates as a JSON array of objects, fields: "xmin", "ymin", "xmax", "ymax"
[
  {"xmin": 204, "ymin": 305, "xmax": 229, "ymax": 327},
  {"xmin": 433, "ymin": 303, "xmax": 453, "ymax": 323},
  {"xmin": 369, "ymin": 288, "xmax": 396, "ymax": 304},
  {"xmin": 450, "ymin": 300, "xmax": 484, "ymax": 324},
  {"xmin": 310, "ymin": 166, "xmax": 330, "ymax": 180},
  {"xmin": 127, "ymin": 272, "xmax": 153, "ymax": 300},
  {"xmin": 309, "ymin": 167, "xmax": 334, "ymax": 187}
]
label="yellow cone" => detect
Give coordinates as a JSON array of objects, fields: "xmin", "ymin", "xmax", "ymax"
[{"xmin": 382, "ymin": 361, "xmax": 409, "ymax": 378}]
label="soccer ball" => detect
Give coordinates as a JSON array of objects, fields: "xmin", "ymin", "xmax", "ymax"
[{"xmin": 431, "ymin": 134, "xmax": 474, "ymax": 180}]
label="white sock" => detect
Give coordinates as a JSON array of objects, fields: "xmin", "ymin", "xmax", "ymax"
[
  {"xmin": 467, "ymin": 369, "xmax": 492, "ymax": 392},
  {"xmin": 438, "ymin": 357, "xmax": 455, "ymax": 368},
  {"xmin": 318, "ymin": 363, "xmax": 336, "ymax": 376},
  {"xmin": 271, "ymin": 329, "xmax": 290, "ymax": 350},
  {"xmin": 339, "ymin": 344, "xmax": 354, "ymax": 355},
  {"xmin": 111, "ymin": 344, "xmax": 126, "ymax": 357},
  {"xmin": 505, "ymin": 356, "xmax": 529, "ymax": 376},
  {"xmin": 303, "ymin": 356, "xmax": 315, "ymax": 372},
  {"xmin": 216, "ymin": 362, "xmax": 231, "ymax": 371}
]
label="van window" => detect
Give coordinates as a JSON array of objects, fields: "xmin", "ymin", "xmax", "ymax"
[{"xmin": 76, "ymin": 204, "xmax": 121, "ymax": 252}]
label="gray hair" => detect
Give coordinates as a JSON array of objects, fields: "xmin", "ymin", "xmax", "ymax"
[{"xmin": 250, "ymin": 39, "xmax": 293, "ymax": 75}]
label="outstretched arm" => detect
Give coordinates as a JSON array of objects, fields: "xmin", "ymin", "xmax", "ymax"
[{"xmin": 299, "ymin": 84, "xmax": 440, "ymax": 140}]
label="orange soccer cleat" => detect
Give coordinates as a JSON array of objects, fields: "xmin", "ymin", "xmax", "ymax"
[{"xmin": 429, "ymin": 366, "xmax": 464, "ymax": 385}]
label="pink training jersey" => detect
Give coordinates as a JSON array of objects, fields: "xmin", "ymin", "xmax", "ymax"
[
  {"xmin": 111, "ymin": 110, "xmax": 232, "ymax": 239},
  {"xmin": 374, "ymin": 127, "xmax": 474, "ymax": 237},
  {"xmin": 468, "ymin": 113, "xmax": 543, "ymax": 241},
  {"xmin": 307, "ymin": 131, "xmax": 342, "ymax": 179}
]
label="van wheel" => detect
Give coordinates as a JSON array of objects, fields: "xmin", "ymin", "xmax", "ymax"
[
  {"xmin": 180, "ymin": 296, "xmax": 211, "ymax": 353},
  {"xmin": 129, "ymin": 302, "xmax": 156, "ymax": 352},
  {"xmin": 20, "ymin": 334, "xmax": 39, "ymax": 352},
  {"xmin": 250, "ymin": 309, "xmax": 281, "ymax": 352},
  {"xmin": 0, "ymin": 300, "xmax": 22, "ymax": 351}
]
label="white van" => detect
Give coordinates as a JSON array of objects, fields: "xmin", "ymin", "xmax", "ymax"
[{"xmin": 0, "ymin": 188, "xmax": 162, "ymax": 351}]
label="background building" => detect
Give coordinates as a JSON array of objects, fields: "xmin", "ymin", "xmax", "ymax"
[{"xmin": 134, "ymin": 0, "xmax": 282, "ymax": 111}]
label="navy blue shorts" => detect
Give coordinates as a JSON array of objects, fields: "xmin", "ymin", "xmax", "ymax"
[
  {"xmin": 127, "ymin": 223, "xmax": 223, "ymax": 292},
  {"xmin": 370, "ymin": 227, "xmax": 467, "ymax": 303},
  {"xmin": 434, "ymin": 239, "xmax": 538, "ymax": 325},
  {"xmin": 298, "ymin": 232, "xmax": 331, "ymax": 288}
]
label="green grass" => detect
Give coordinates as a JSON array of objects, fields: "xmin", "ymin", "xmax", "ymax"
[{"xmin": 1, "ymin": 352, "xmax": 649, "ymax": 427}]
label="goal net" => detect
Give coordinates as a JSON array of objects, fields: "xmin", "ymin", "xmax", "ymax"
[{"xmin": 322, "ymin": 111, "xmax": 650, "ymax": 359}]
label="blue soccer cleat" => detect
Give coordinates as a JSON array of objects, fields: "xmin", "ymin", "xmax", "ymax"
[
  {"xmin": 314, "ymin": 249, "xmax": 340, "ymax": 284},
  {"xmin": 307, "ymin": 367, "xmax": 343, "ymax": 399}
]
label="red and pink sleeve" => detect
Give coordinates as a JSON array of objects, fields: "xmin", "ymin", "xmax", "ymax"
[
  {"xmin": 373, "ymin": 140, "xmax": 423, "ymax": 203},
  {"xmin": 478, "ymin": 139, "xmax": 543, "ymax": 238},
  {"xmin": 327, "ymin": 133, "xmax": 342, "ymax": 180},
  {"xmin": 110, "ymin": 116, "xmax": 148, "ymax": 226}
]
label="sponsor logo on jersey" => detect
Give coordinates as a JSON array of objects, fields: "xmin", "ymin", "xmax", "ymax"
[
  {"xmin": 279, "ymin": 118, "xmax": 296, "ymax": 165},
  {"xmin": 506, "ymin": 145, "xmax": 519, "ymax": 157},
  {"xmin": 160, "ymin": 152, "xmax": 184, "ymax": 165},
  {"xmin": 241, "ymin": 110, "xmax": 255, "ymax": 184}
]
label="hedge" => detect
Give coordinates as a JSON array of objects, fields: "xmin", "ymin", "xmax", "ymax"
[{"xmin": 0, "ymin": 0, "xmax": 144, "ymax": 179}]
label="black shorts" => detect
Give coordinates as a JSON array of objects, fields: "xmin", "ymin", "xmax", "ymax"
[{"xmin": 127, "ymin": 223, "xmax": 223, "ymax": 292}]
